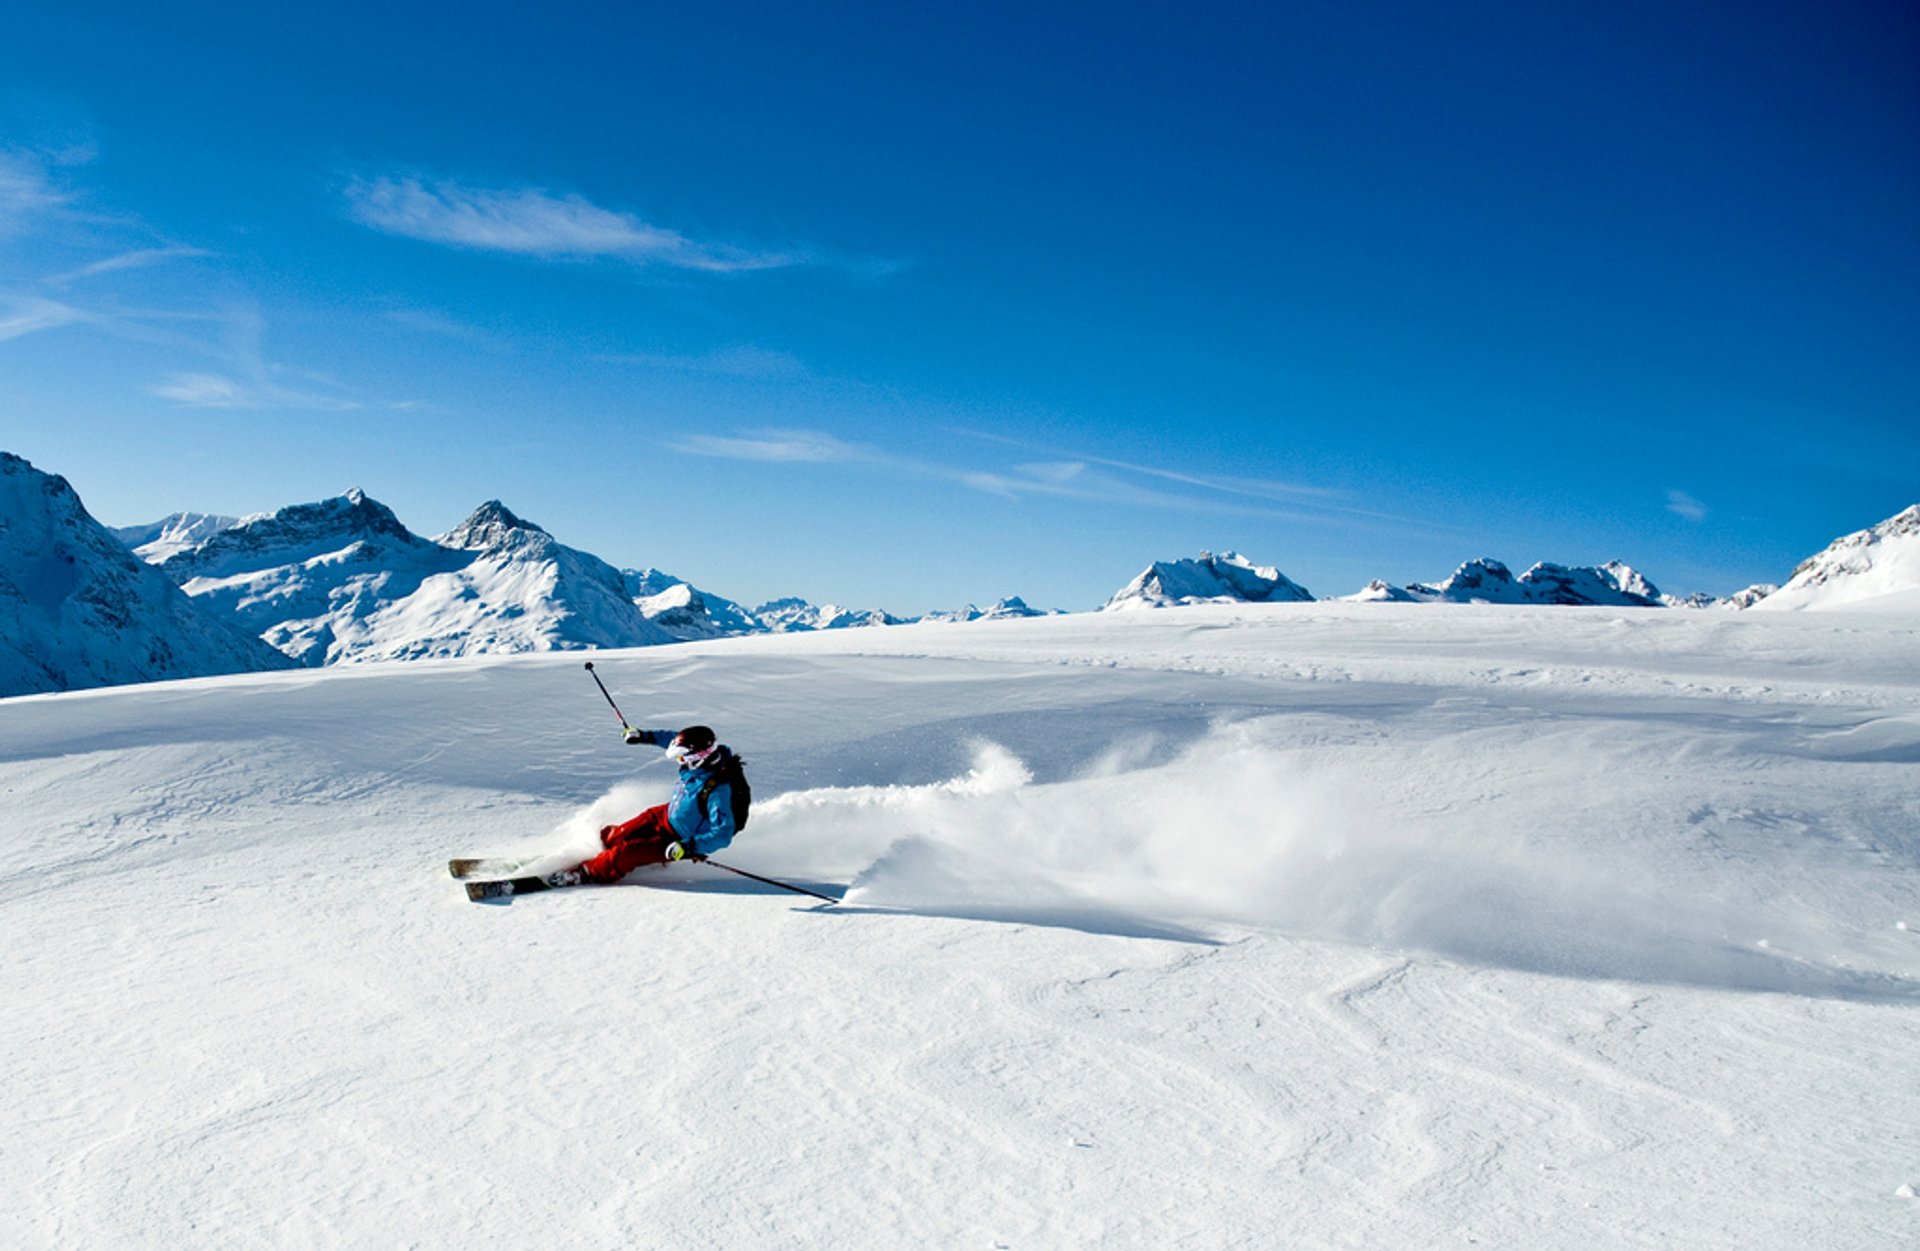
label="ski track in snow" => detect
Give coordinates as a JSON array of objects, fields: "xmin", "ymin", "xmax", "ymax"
[{"xmin": 2, "ymin": 602, "xmax": 1918, "ymax": 1248}]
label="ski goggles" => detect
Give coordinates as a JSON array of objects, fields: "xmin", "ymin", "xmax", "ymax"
[{"xmin": 671, "ymin": 742, "xmax": 722, "ymax": 769}]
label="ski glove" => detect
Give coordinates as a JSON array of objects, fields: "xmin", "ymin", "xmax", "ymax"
[
  {"xmin": 664, "ymin": 840, "xmax": 702, "ymax": 863},
  {"xmin": 623, "ymin": 726, "xmax": 644, "ymax": 745}
]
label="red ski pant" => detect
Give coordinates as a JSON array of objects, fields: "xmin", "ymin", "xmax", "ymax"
[{"xmin": 580, "ymin": 804, "xmax": 679, "ymax": 883}]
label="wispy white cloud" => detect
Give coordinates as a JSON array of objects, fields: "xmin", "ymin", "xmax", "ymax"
[
  {"xmin": 47, "ymin": 245, "xmax": 212, "ymax": 286},
  {"xmin": 381, "ymin": 305, "xmax": 511, "ymax": 350},
  {"xmin": 673, "ymin": 423, "xmax": 1455, "ymax": 535},
  {"xmin": 0, "ymin": 147, "xmax": 398, "ymax": 413},
  {"xmin": 0, "ymin": 149, "xmax": 74, "ymax": 236},
  {"xmin": 1013, "ymin": 461, "xmax": 1088, "ymax": 486},
  {"xmin": 962, "ymin": 459, "xmax": 1234, "ymax": 510},
  {"xmin": 962, "ymin": 428, "xmax": 1345, "ymax": 504},
  {"xmin": 672, "ymin": 428, "xmax": 872, "ymax": 463},
  {"xmin": 343, "ymin": 175, "xmax": 796, "ymax": 272},
  {"xmin": 146, "ymin": 367, "xmax": 363, "ymax": 411},
  {"xmin": 148, "ymin": 372, "xmax": 247, "ymax": 406},
  {"xmin": 953, "ymin": 427, "xmax": 1450, "ymax": 530},
  {"xmin": 671, "ymin": 426, "xmax": 1316, "ymax": 517},
  {"xmin": 1667, "ymin": 489, "xmax": 1708, "ymax": 522},
  {"xmin": 0, "ymin": 294, "xmax": 86, "ymax": 341}
]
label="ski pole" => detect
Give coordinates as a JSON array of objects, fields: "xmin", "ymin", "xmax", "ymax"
[
  {"xmin": 702, "ymin": 858, "xmax": 841, "ymax": 906},
  {"xmin": 583, "ymin": 661, "xmax": 644, "ymax": 743}
]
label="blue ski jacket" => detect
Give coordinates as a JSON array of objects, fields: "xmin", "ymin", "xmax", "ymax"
[{"xmin": 634, "ymin": 729, "xmax": 739, "ymax": 858}]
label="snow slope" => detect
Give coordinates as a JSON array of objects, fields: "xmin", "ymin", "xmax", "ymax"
[
  {"xmin": 3, "ymin": 603, "xmax": 1917, "ymax": 1248},
  {"xmin": 0, "ymin": 453, "xmax": 291, "ymax": 696},
  {"xmin": 1749, "ymin": 504, "xmax": 1920, "ymax": 612}
]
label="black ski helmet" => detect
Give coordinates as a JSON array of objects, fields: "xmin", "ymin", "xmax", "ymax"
[{"xmin": 673, "ymin": 725, "xmax": 716, "ymax": 752}]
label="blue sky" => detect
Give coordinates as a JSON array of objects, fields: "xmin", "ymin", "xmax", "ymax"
[{"xmin": 3, "ymin": 1, "xmax": 1915, "ymax": 612}]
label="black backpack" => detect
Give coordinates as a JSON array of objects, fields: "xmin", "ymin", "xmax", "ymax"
[{"xmin": 697, "ymin": 755, "xmax": 751, "ymax": 832}]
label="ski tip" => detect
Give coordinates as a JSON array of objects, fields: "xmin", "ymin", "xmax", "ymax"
[{"xmin": 465, "ymin": 880, "xmax": 512, "ymax": 902}]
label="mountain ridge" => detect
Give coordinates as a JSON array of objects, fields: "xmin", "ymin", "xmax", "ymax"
[{"xmin": 9, "ymin": 444, "xmax": 1916, "ymax": 697}]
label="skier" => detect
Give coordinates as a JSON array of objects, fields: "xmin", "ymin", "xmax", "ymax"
[{"xmin": 551, "ymin": 725, "xmax": 745, "ymax": 887}]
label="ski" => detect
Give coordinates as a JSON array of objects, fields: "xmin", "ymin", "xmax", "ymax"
[
  {"xmin": 465, "ymin": 872, "xmax": 586, "ymax": 902},
  {"xmin": 449, "ymin": 857, "xmax": 532, "ymax": 879}
]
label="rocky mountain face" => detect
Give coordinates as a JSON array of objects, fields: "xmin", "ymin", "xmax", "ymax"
[{"xmin": 0, "ymin": 453, "xmax": 293, "ymax": 696}]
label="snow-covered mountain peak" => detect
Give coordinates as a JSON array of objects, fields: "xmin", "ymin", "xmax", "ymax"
[
  {"xmin": 921, "ymin": 596, "xmax": 1059, "ymax": 623},
  {"xmin": 128, "ymin": 487, "xmax": 677, "ymax": 665},
  {"xmin": 753, "ymin": 597, "xmax": 906, "ymax": 631},
  {"xmin": 1599, "ymin": 560, "xmax": 1662, "ymax": 602},
  {"xmin": 439, "ymin": 500, "xmax": 550, "ymax": 552},
  {"xmin": 1384, "ymin": 557, "xmax": 1665, "ymax": 607},
  {"xmin": 1748, "ymin": 503, "xmax": 1920, "ymax": 612},
  {"xmin": 1103, "ymin": 550, "xmax": 1315, "ymax": 610},
  {"xmin": 1342, "ymin": 579, "xmax": 1419, "ymax": 604},
  {"xmin": 1411, "ymin": 558, "xmax": 1516, "ymax": 600},
  {"xmin": 624, "ymin": 568, "xmax": 765, "ymax": 640},
  {"xmin": 1514, "ymin": 560, "xmax": 1664, "ymax": 607},
  {"xmin": 157, "ymin": 489, "xmax": 423, "ymax": 581}
]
